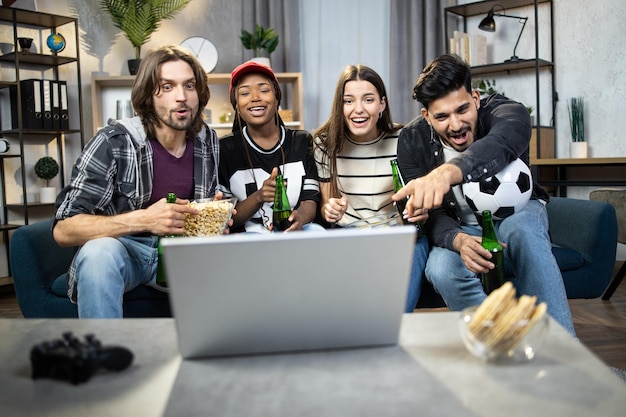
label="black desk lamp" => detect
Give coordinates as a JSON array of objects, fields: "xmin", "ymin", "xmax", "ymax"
[{"xmin": 479, "ymin": 4, "xmax": 528, "ymax": 62}]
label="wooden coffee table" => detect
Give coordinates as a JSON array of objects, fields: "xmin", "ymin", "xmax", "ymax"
[{"xmin": 1, "ymin": 313, "xmax": 624, "ymax": 416}]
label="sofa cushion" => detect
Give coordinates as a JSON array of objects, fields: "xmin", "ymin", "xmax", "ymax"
[
  {"xmin": 51, "ymin": 275, "xmax": 69, "ymax": 297},
  {"xmin": 551, "ymin": 246, "xmax": 585, "ymax": 272},
  {"xmin": 51, "ymin": 275, "xmax": 169, "ymax": 301}
]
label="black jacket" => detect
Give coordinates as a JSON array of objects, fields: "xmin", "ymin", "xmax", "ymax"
[{"xmin": 397, "ymin": 94, "xmax": 550, "ymax": 251}]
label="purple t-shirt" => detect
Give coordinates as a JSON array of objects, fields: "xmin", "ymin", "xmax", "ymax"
[{"xmin": 148, "ymin": 138, "xmax": 194, "ymax": 205}]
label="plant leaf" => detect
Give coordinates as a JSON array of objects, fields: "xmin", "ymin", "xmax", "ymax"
[{"xmin": 100, "ymin": 0, "xmax": 192, "ymax": 57}]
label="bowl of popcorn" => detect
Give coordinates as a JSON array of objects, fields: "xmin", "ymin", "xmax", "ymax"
[
  {"xmin": 183, "ymin": 197, "xmax": 237, "ymax": 237},
  {"xmin": 459, "ymin": 281, "xmax": 549, "ymax": 363}
]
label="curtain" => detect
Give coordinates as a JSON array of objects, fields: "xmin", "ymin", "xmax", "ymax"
[
  {"xmin": 241, "ymin": 0, "xmax": 301, "ymax": 74},
  {"xmin": 299, "ymin": 0, "xmax": 390, "ymax": 132},
  {"xmin": 389, "ymin": 0, "xmax": 454, "ymax": 124}
]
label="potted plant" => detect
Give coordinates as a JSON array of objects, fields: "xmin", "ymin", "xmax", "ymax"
[
  {"xmin": 568, "ymin": 97, "xmax": 587, "ymax": 158},
  {"xmin": 34, "ymin": 156, "xmax": 59, "ymax": 203},
  {"xmin": 472, "ymin": 79, "xmax": 503, "ymax": 99},
  {"xmin": 100, "ymin": 0, "xmax": 192, "ymax": 74},
  {"xmin": 240, "ymin": 24, "xmax": 279, "ymax": 66}
]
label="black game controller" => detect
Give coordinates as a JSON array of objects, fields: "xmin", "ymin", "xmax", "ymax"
[{"xmin": 30, "ymin": 332, "xmax": 134, "ymax": 385}]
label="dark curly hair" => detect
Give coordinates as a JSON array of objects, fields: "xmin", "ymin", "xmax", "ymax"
[{"xmin": 413, "ymin": 54, "xmax": 472, "ymax": 110}]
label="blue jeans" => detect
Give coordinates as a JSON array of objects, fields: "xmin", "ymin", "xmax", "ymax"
[
  {"xmin": 405, "ymin": 235, "xmax": 428, "ymax": 312},
  {"xmin": 74, "ymin": 235, "xmax": 158, "ymax": 318},
  {"xmin": 425, "ymin": 200, "xmax": 575, "ymax": 336}
]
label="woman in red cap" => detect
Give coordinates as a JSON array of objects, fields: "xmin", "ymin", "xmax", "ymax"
[{"xmin": 217, "ymin": 61, "xmax": 324, "ymax": 233}]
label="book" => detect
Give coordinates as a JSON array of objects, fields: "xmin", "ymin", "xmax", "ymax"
[{"xmin": 471, "ymin": 34, "xmax": 487, "ymax": 66}]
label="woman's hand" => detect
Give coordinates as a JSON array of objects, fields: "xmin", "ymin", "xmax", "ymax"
[{"xmin": 323, "ymin": 196, "xmax": 348, "ymax": 224}]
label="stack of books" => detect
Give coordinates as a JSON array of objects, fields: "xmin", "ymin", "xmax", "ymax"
[{"xmin": 449, "ymin": 31, "xmax": 487, "ymax": 67}]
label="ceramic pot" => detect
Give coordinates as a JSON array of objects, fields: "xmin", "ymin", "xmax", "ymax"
[
  {"xmin": 250, "ymin": 56, "xmax": 271, "ymax": 67},
  {"xmin": 0, "ymin": 42, "xmax": 13, "ymax": 55},
  {"xmin": 39, "ymin": 186, "xmax": 57, "ymax": 204},
  {"xmin": 17, "ymin": 37, "xmax": 33, "ymax": 53},
  {"xmin": 128, "ymin": 59, "xmax": 142, "ymax": 75},
  {"xmin": 570, "ymin": 142, "xmax": 588, "ymax": 159}
]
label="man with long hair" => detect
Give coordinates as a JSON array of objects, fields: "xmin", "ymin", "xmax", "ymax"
[{"xmin": 53, "ymin": 45, "xmax": 221, "ymax": 318}]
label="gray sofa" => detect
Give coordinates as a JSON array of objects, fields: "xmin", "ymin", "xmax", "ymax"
[
  {"xmin": 416, "ymin": 197, "xmax": 618, "ymax": 307},
  {"xmin": 10, "ymin": 219, "xmax": 170, "ymax": 318},
  {"xmin": 9, "ymin": 197, "xmax": 618, "ymax": 317}
]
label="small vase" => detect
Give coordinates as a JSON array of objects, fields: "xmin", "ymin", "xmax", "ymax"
[
  {"xmin": 128, "ymin": 59, "xmax": 142, "ymax": 75},
  {"xmin": 250, "ymin": 56, "xmax": 271, "ymax": 67},
  {"xmin": 17, "ymin": 37, "xmax": 33, "ymax": 53},
  {"xmin": 40, "ymin": 186, "xmax": 58, "ymax": 204},
  {"xmin": 569, "ymin": 141, "xmax": 588, "ymax": 159}
]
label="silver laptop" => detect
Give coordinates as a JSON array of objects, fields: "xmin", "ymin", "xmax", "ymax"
[{"xmin": 160, "ymin": 226, "xmax": 416, "ymax": 359}]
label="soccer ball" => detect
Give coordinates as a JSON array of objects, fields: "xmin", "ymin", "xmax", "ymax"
[{"xmin": 462, "ymin": 158, "xmax": 532, "ymax": 220}]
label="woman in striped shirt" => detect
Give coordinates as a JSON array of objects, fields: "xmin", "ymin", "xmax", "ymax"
[{"xmin": 313, "ymin": 65, "xmax": 429, "ymax": 312}]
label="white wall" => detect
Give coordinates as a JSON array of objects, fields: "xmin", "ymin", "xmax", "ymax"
[
  {"xmin": 2, "ymin": 0, "xmax": 625, "ymax": 265},
  {"xmin": 25, "ymin": 0, "xmax": 626, "ymax": 194}
]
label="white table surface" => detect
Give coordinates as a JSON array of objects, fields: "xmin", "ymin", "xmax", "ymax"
[{"xmin": 1, "ymin": 313, "xmax": 625, "ymax": 417}]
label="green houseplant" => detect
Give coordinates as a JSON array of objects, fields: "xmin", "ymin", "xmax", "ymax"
[
  {"xmin": 101, "ymin": 0, "xmax": 192, "ymax": 73},
  {"xmin": 473, "ymin": 79, "xmax": 503, "ymax": 99},
  {"xmin": 240, "ymin": 24, "xmax": 279, "ymax": 59},
  {"xmin": 34, "ymin": 156, "xmax": 60, "ymax": 203},
  {"xmin": 568, "ymin": 97, "xmax": 585, "ymax": 143},
  {"xmin": 568, "ymin": 97, "xmax": 587, "ymax": 158}
]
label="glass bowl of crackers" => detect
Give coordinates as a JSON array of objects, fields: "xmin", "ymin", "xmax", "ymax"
[
  {"xmin": 459, "ymin": 282, "xmax": 549, "ymax": 363},
  {"xmin": 183, "ymin": 197, "xmax": 237, "ymax": 237}
]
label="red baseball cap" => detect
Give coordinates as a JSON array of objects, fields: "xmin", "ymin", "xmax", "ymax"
[{"xmin": 229, "ymin": 60, "xmax": 282, "ymax": 108}]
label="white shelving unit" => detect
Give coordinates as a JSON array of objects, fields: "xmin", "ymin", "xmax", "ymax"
[{"xmin": 91, "ymin": 73, "xmax": 304, "ymax": 136}]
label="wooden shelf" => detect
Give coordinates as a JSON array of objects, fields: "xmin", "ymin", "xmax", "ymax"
[
  {"xmin": 0, "ymin": 52, "xmax": 77, "ymax": 67},
  {"xmin": 470, "ymin": 59, "xmax": 553, "ymax": 76},
  {"xmin": 91, "ymin": 73, "xmax": 304, "ymax": 135},
  {"xmin": 532, "ymin": 157, "xmax": 626, "ymax": 166},
  {"xmin": 5, "ymin": 203, "xmax": 55, "ymax": 209},
  {"xmin": 0, "ymin": 7, "xmax": 74, "ymax": 28},
  {"xmin": 532, "ymin": 157, "xmax": 626, "ymax": 197},
  {"xmin": 445, "ymin": 0, "xmax": 551, "ymax": 17}
]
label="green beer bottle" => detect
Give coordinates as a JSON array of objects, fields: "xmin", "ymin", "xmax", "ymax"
[
  {"xmin": 273, "ymin": 173, "xmax": 292, "ymax": 232},
  {"xmin": 156, "ymin": 192, "xmax": 177, "ymax": 287},
  {"xmin": 480, "ymin": 209, "xmax": 505, "ymax": 294},
  {"xmin": 390, "ymin": 159, "xmax": 423, "ymax": 237}
]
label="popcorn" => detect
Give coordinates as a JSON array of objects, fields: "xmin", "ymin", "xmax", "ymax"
[{"xmin": 183, "ymin": 198, "xmax": 236, "ymax": 237}]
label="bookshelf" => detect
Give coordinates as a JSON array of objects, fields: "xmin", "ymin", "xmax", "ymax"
[
  {"xmin": 444, "ymin": 0, "xmax": 555, "ymax": 162},
  {"xmin": 0, "ymin": 6, "xmax": 85, "ymax": 282}
]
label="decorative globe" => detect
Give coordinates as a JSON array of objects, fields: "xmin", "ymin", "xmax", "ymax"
[{"xmin": 46, "ymin": 33, "xmax": 66, "ymax": 53}]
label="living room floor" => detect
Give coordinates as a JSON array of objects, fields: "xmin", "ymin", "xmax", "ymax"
[{"xmin": 1, "ymin": 262, "xmax": 625, "ymax": 369}]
